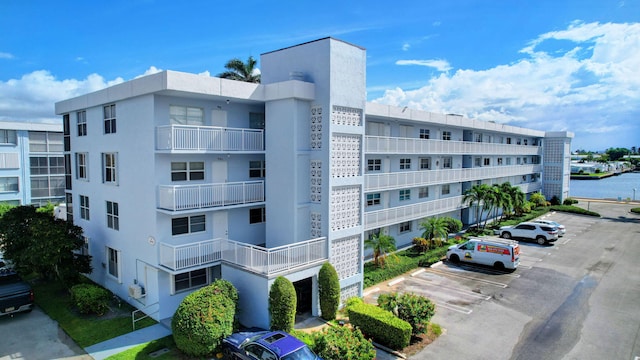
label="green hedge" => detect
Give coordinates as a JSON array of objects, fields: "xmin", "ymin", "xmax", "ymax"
[
  {"xmin": 364, "ymin": 246, "xmax": 449, "ymax": 288},
  {"xmin": 269, "ymin": 276, "xmax": 297, "ymax": 332},
  {"xmin": 347, "ymin": 302, "xmax": 411, "ymax": 350},
  {"xmin": 312, "ymin": 326, "xmax": 376, "ymax": 360},
  {"xmin": 549, "ymin": 205, "xmax": 600, "ymax": 217},
  {"xmin": 631, "ymin": 207, "xmax": 640, "ymax": 214},
  {"xmin": 318, "ymin": 262, "xmax": 340, "ymax": 321},
  {"xmin": 70, "ymin": 283, "xmax": 111, "ymax": 316}
]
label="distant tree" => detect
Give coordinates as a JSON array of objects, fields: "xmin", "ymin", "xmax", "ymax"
[
  {"xmin": 0, "ymin": 206, "xmax": 91, "ymax": 286},
  {"xmin": 217, "ymin": 56, "xmax": 261, "ymax": 83},
  {"xmin": 631, "ymin": 146, "xmax": 637, "ymax": 155},
  {"xmin": 606, "ymin": 147, "xmax": 630, "ymax": 161}
]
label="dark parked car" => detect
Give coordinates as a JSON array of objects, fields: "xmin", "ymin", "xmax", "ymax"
[{"xmin": 222, "ymin": 330, "xmax": 321, "ymax": 360}]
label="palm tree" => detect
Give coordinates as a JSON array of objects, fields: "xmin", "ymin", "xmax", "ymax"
[
  {"xmin": 508, "ymin": 185, "xmax": 526, "ymax": 216},
  {"xmin": 419, "ymin": 217, "xmax": 448, "ymax": 249},
  {"xmin": 498, "ymin": 182, "xmax": 514, "ymax": 219},
  {"xmin": 463, "ymin": 184, "xmax": 490, "ymax": 229},
  {"xmin": 217, "ymin": 56, "xmax": 261, "ymax": 83},
  {"xmin": 364, "ymin": 233, "xmax": 397, "ymax": 268}
]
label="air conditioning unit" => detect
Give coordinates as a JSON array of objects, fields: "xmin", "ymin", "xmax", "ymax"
[{"xmin": 128, "ymin": 284, "xmax": 143, "ymax": 299}]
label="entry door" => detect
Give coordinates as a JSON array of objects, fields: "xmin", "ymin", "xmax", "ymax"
[
  {"xmin": 213, "ymin": 212, "xmax": 228, "ymax": 239},
  {"xmin": 211, "ymin": 110, "xmax": 227, "ymax": 127},
  {"xmin": 143, "ymin": 264, "xmax": 159, "ymax": 307}
]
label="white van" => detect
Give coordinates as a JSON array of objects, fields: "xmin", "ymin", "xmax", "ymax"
[{"xmin": 446, "ymin": 238, "xmax": 520, "ymax": 270}]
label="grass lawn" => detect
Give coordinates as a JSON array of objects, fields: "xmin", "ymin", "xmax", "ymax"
[
  {"xmin": 32, "ymin": 278, "xmax": 156, "ymax": 348},
  {"xmin": 104, "ymin": 335, "xmax": 195, "ymax": 360}
]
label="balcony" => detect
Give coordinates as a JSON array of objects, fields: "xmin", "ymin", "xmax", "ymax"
[
  {"xmin": 159, "ymin": 237, "xmax": 327, "ymax": 276},
  {"xmin": 364, "ymin": 195, "xmax": 464, "ymax": 230},
  {"xmin": 158, "ymin": 181, "xmax": 264, "ymax": 211},
  {"xmin": 365, "ymin": 165, "xmax": 542, "ymax": 191},
  {"xmin": 156, "ymin": 125, "xmax": 264, "ymax": 152},
  {"xmin": 365, "ymin": 136, "xmax": 542, "ymax": 156}
]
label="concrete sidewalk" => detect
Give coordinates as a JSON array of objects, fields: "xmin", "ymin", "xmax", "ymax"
[{"xmin": 84, "ymin": 324, "xmax": 171, "ymax": 360}]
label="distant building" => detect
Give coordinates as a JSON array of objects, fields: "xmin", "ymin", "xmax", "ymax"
[
  {"xmin": 55, "ymin": 37, "xmax": 573, "ymax": 329},
  {"xmin": 0, "ymin": 120, "xmax": 65, "ymax": 206}
]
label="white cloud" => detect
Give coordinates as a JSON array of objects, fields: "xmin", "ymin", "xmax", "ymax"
[
  {"xmin": 374, "ymin": 21, "xmax": 640, "ymax": 150},
  {"xmin": 134, "ymin": 66, "xmax": 163, "ymax": 79},
  {"xmin": 402, "ymin": 43, "xmax": 410, "ymax": 51},
  {"xmin": 396, "ymin": 59, "xmax": 452, "ymax": 72},
  {"xmin": 0, "ymin": 70, "xmax": 124, "ymax": 122},
  {"xmin": 0, "ymin": 52, "xmax": 14, "ymax": 59}
]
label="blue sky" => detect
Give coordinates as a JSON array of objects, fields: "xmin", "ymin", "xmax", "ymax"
[{"xmin": 1, "ymin": 0, "xmax": 639, "ymax": 151}]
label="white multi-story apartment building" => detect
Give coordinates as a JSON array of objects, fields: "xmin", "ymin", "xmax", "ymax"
[
  {"xmin": 55, "ymin": 38, "xmax": 573, "ymax": 329},
  {"xmin": 0, "ymin": 120, "xmax": 65, "ymax": 206}
]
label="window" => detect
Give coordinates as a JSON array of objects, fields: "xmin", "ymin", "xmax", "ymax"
[
  {"xmin": 524, "ymin": 139, "xmax": 528, "ymax": 146},
  {"xmin": 76, "ymin": 153, "xmax": 88, "ymax": 180},
  {"xmin": 475, "ymin": 158, "xmax": 482, "ymax": 167},
  {"xmin": 107, "ymin": 247, "xmax": 120, "ymax": 280},
  {"xmin": 419, "ymin": 129, "xmax": 430, "ymax": 139},
  {"xmin": 250, "ymin": 207, "xmax": 266, "ymax": 224},
  {"xmin": 174, "ymin": 268, "xmax": 208, "ymax": 292},
  {"xmin": 0, "ymin": 130, "xmax": 16, "ymax": 144},
  {"xmin": 442, "ymin": 131, "xmax": 452, "ymax": 141},
  {"xmin": 442, "ymin": 157, "xmax": 452, "ymax": 169},
  {"xmin": 516, "ymin": 138, "xmax": 522, "ymax": 145},
  {"xmin": 249, "ymin": 112, "xmax": 265, "ymax": 129},
  {"xmin": 419, "ymin": 187, "xmax": 429, "ymax": 198},
  {"xmin": 475, "ymin": 133, "xmax": 482, "ymax": 142},
  {"xmin": 28, "ymin": 132, "xmax": 47, "ymax": 152},
  {"xmin": 399, "ymin": 221, "xmax": 411, "ymax": 233},
  {"xmin": 484, "ymin": 158, "xmax": 490, "ymax": 166},
  {"xmin": 170, "ymin": 105, "xmax": 204, "ymax": 125},
  {"xmin": 399, "ymin": 189, "xmax": 411, "ymax": 201},
  {"xmin": 506, "ymin": 137, "xmax": 512, "ymax": 144},
  {"xmin": 103, "ymin": 153, "xmax": 117, "ymax": 184},
  {"xmin": 171, "ymin": 162, "xmax": 205, "ymax": 181},
  {"xmin": 366, "ymin": 193, "xmax": 381, "ymax": 206},
  {"xmin": 249, "ymin": 160, "xmax": 266, "ymax": 178},
  {"xmin": 104, "ymin": 104, "xmax": 116, "ymax": 134},
  {"xmin": 517, "ymin": 157, "xmax": 522, "ymax": 165},
  {"xmin": 367, "ymin": 159, "xmax": 381, "ymax": 172},
  {"xmin": 419, "ymin": 158, "xmax": 430, "ymax": 170},
  {"xmin": 106, "ymin": 201, "xmax": 119, "ymax": 230},
  {"xmin": 399, "ymin": 125, "xmax": 412, "ymax": 138},
  {"xmin": 506, "ymin": 158, "xmax": 512, "ymax": 165},
  {"xmin": 497, "ymin": 158, "xmax": 503, "ymax": 165},
  {"xmin": 77, "ymin": 111, "xmax": 87, "ymax": 136},
  {"xmin": 172, "ymin": 215, "xmax": 206, "ymax": 235},
  {"xmin": 400, "ymin": 158, "xmax": 411, "ymax": 170},
  {"xmin": 79, "ymin": 195, "xmax": 90, "ymax": 220},
  {"xmin": 441, "ymin": 184, "xmax": 450, "ymax": 195}
]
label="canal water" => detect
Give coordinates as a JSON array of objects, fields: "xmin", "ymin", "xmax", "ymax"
[{"xmin": 570, "ymin": 171, "xmax": 640, "ymax": 200}]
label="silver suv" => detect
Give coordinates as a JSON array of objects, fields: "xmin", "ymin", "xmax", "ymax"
[{"xmin": 498, "ymin": 222, "xmax": 559, "ymax": 245}]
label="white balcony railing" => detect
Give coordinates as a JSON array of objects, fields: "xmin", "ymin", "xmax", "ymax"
[
  {"xmin": 365, "ymin": 136, "xmax": 542, "ymax": 156},
  {"xmin": 160, "ymin": 239, "xmax": 222, "ymax": 271},
  {"xmin": 516, "ymin": 181, "xmax": 542, "ymax": 194},
  {"xmin": 156, "ymin": 125, "xmax": 264, "ymax": 152},
  {"xmin": 158, "ymin": 181, "xmax": 264, "ymax": 211},
  {"xmin": 222, "ymin": 238, "xmax": 327, "ymax": 276},
  {"xmin": 364, "ymin": 195, "xmax": 464, "ymax": 230},
  {"xmin": 159, "ymin": 237, "xmax": 327, "ymax": 275},
  {"xmin": 365, "ymin": 165, "xmax": 542, "ymax": 191}
]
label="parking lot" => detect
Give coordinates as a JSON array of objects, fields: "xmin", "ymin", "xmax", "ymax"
[{"xmin": 364, "ymin": 201, "xmax": 640, "ymax": 360}]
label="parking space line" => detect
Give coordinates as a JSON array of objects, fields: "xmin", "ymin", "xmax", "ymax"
[
  {"xmin": 435, "ymin": 301, "xmax": 473, "ymax": 315},
  {"xmin": 519, "ymin": 255, "xmax": 544, "ymax": 262},
  {"xmin": 453, "ymin": 263, "xmax": 521, "ymax": 278},
  {"xmin": 426, "ymin": 268, "xmax": 509, "ymax": 288},
  {"xmin": 412, "ymin": 276, "xmax": 492, "ymax": 300},
  {"xmin": 561, "ymin": 237, "xmax": 572, "ymax": 245}
]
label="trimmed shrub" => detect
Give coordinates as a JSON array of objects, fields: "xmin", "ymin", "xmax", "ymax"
[
  {"xmin": 269, "ymin": 276, "xmax": 296, "ymax": 332},
  {"xmin": 347, "ymin": 302, "xmax": 411, "ymax": 350},
  {"xmin": 344, "ymin": 296, "xmax": 363, "ymax": 311},
  {"xmin": 442, "ymin": 217, "xmax": 463, "ymax": 233},
  {"xmin": 549, "ymin": 205, "xmax": 600, "ymax": 217},
  {"xmin": 171, "ymin": 280, "xmax": 238, "ymax": 357},
  {"xmin": 550, "ymin": 196, "xmax": 561, "ymax": 206},
  {"xmin": 70, "ymin": 283, "xmax": 110, "ymax": 315},
  {"xmin": 318, "ymin": 262, "xmax": 340, "ymax": 321},
  {"xmin": 378, "ymin": 292, "xmax": 436, "ymax": 336},
  {"xmin": 412, "ymin": 237, "xmax": 430, "ymax": 252},
  {"xmin": 313, "ymin": 325, "xmax": 376, "ymax": 360},
  {"xmin": 631, "ymin": 207, "xmax": 640, "ymax": 214},
  {"xmin": 563, "ymin": 197, "xmax": 579, "ymax": 205},
  {"xmin": 364, "ymin": 246, "xmax": 450, "ymax": 288}
]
